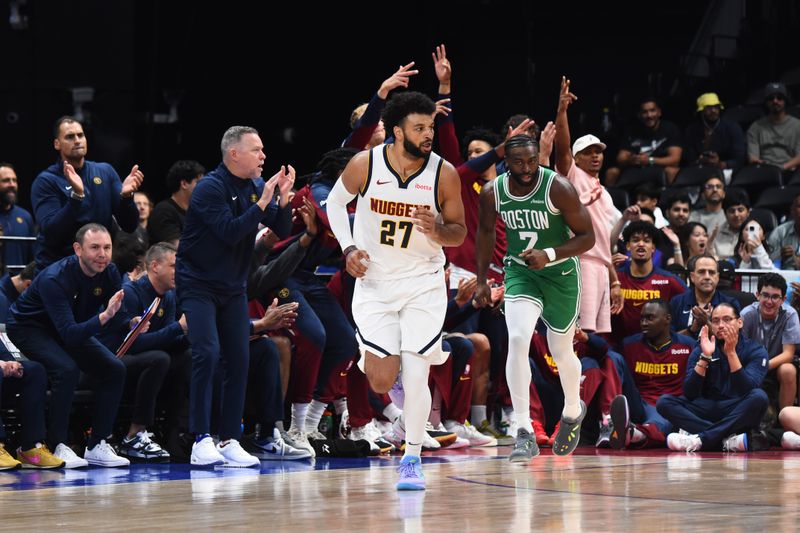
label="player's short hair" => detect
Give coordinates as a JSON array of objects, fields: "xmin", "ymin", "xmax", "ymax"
[
  {"xmin": 622, "ymin": 220, "xmax": 659, "ymax": 244},
  {"xmin": 381, "ymin": 91, "xmax": 436, "ymax": 134}
]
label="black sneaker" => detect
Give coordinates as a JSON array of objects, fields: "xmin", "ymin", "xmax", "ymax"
[
  {"xmin": 552, "ymin": 401, "xmax": 587, "ymax": 456},
  {"xmin": 609, "ymin": 395, "xmax": 632, "ymax": 450},
  {"xmin": 509, "ymin": 428, "xmax": 540, "ymax": 463},
  {"xmin": 118, "ymin": 431, "xmax": 171, "ymax": 462}
]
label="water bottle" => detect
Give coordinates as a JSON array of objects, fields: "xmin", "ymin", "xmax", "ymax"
[{"xmin": 319, "ymin": 410, "xmax": 333, "ymax": 439}]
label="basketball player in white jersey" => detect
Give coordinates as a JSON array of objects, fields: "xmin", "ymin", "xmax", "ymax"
[{"xmin": 326, "ymin": 91, "xmax": 466, "ymax": 490}]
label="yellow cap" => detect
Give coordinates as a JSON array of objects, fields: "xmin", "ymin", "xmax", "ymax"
[{"xmin": 696, "ymin": 93, "xmax": 723, "ymax": 112}]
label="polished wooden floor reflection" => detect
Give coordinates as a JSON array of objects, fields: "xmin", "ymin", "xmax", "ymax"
[{"xmin": 1, "ymin": 447, "xmax": 799, "ymax": 531}]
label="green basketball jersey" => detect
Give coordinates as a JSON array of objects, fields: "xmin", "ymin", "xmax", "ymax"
[{"xmin": 494, "ymin": 167, "xmax": 571, "ymax": 268}]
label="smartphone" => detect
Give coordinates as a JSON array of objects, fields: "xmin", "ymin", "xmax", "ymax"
[{"xmin": 747, "ymin": 224, "xmax": 757, "ymax": 239}]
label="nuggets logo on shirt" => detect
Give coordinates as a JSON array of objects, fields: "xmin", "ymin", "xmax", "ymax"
[
  {"xmin": 634, "ymin": 361, "xmax": 680, "ymax": 375},
  {"xmin": 93, "ymin": 287, "xmax": 102, "ymax": 296},
  {"xmin": 15, "ymin": 217, "xmax": 22, "ymax": 224},
  {"xmin": 93, "ymin": 176, "xmax": 102, "ymax": 185},
  {"xmin": 157, "ymin": 308, "xmax": 165, "ymax": 318},
  {"xmin": 250, "ymin": 194, "xmax": 258, "ymax": 203},
  {"xmin": 278, "ymin": 287, "xmax": 290, "ymax": 299}
]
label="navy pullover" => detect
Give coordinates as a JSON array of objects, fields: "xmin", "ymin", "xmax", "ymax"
[
  {"xmin": 176, "ymin": 163, "xmax": 291, "ymax": 294},
  {"xmin": 31, "ymin": 160, "xmax": 139, "ymax": 268},
  {"xmin": 684, "ymin": 334, "xmax": 769, "ymax": 401},
  {"xmin": 8, "ymin": 255, "xmax": 129, "ymax": 346}
]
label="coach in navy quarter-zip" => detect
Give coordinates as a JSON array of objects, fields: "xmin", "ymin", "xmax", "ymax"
[{"xmin": 176, "ymin": 126, "xmax": 293, "ymax": 467}]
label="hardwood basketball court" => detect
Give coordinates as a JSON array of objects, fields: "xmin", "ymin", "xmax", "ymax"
[{"xmin": 1, "ymin": 445, "xmax": 796, "ymax": 531}]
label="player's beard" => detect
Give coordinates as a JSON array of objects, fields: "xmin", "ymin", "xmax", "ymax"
[{"xmin": 403, "ymin": 138, "xmax": 427, "ymax": 159}]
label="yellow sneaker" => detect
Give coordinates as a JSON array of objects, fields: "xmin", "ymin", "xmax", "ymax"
[
  {"xmin": 17, "ymin": 443, "xmax": 65, "ymax": 469},
  {"xmin": 0, "ymin": 444, "xmax": 21, "ymax": 470}
]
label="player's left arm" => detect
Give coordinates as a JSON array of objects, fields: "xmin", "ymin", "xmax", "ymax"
[
  {"xmin": 413, "ymin": 161, "xmax": 466, "ymax": 246},
  {"xmin": 549, "ymin": 176, "xmax": 595, "ymax": 259}
]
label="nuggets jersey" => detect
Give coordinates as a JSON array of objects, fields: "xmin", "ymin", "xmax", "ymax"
[
  {"xmin": 353, "ymin": 145, "xmax": 446, "ymax": 280},
  {"xmin": 622, "ymin": 333, "xmax": 696, "ymax": 405},
  {"xmin": 494, "ymin": 168, "xmax": 571, "ymax": 269},
  {"xmin": 611, "ymin": 266, "xmax": 686, "ymax": 346}
]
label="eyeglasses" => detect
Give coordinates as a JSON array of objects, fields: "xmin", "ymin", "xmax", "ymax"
[
  {"xmin": 710, "ymin": 316, "xmax": 737, "ymax": 325},
  {"xmin": 759, "ymin": 292, "xmax": 783, "ymax": 302},
  {"xmin": 704, "ymin": 184, "xmax": 724, "ymax": 190}
]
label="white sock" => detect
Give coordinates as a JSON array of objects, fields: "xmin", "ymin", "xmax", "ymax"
[
  {"xmin": 632, "ymin": 427, "xmax": 646, "ymax": 443},
  {"xmin": 400, "ymin": 351, "xmax": 432, "ymax": 458},
  {"xmin": 428, "ymin": 386, "xmax": 443, "ymax": 427},
  {"xmin": 504, "ymin": 299, "xmax": 541, "ymax": 434},
  {"xmin": 547, "ymin": 326, "xmax": 582, "ymax": 420},
  {"xmin": 383, "ymin": 402, "xmax": 402, "ymax": 423},
  {"xmin": 334, "ymin": 397, "xmax": 348, "ymax": 415},
  {"xmin": 305, "ymin": 399, "xmax": 328, "ymax": 433},
  {"xmin": 291, "ymin": 402, "xmax": 310, "ymax": 431},
  {"xmin": 471, "ymin": 405, "xmax": 487, "ymax": 426}
]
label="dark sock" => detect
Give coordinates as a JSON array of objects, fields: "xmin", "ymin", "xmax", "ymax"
[{"xmin": 195, "ymin": 433, "xmax": 211, "ymax": 443}]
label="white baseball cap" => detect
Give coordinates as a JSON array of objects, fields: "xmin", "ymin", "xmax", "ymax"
[{"xmin": 572, "ymin": 134, "xmax": 607, "ymax": 156}]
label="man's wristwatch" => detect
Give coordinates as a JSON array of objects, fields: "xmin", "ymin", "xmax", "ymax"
[{"xmin": 70, "ymin": 190, "xmax": 85, "ymax": 201}]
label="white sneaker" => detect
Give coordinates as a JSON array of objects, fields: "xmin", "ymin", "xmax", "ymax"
[
  {"xmin": 355, "ymin": 419, "xmax": 396, "ymax": 454},
  {"xmin": 782, "ymin": 431, "xmax": 800, "ymax": 449},
  {"xmin": 350, "ymin": 423, "xmax": 379, "ymax": 454},
  {"xmin": 217, "ymin": 439, "xmax": 260, "ymax": 467},
  {"xmin": 287, "ymin": 426, "xmax": 316, "ymax": 458},
  {"xmin": 667, "ymin": 432, "xmax": 702, "ymax": 452},
  {"xmin": 421, "ymin": 430, "xmax": 441, "ymax": 451},
  {"xmin": 248, "ymin": 429, "xmax": 312, "ymax": 461},
  {"xmin": 54, "ymin": 443, "xmax": 88, "ymax": 469},
  {"xmin": 84, "ymin": 440, "xmax": 131, "ymax": 467},
  {"xmin": 444, "ymin": 420, "xmax": 497, "ymax": 447},
  {"xmin": 191, "ymin": 436, "xmax": 225, "ymax": 467},
  {"xmin": 721, "ymin": 433, "xmax": 748, "ymax": 453}
]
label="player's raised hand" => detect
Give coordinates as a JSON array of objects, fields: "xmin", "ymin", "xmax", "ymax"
[{"xmin": 378, "ymin": 62, "xmax": 418, "ymax": 99}]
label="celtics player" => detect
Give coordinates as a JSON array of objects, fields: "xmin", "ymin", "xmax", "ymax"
[{"xmin": 474, "ymin": 134, "xmax": 595, "ymax": 462}]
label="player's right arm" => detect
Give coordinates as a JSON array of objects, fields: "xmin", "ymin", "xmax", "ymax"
[
  {"xmin": 474, "ymin": 180, "xmax": 498, "ymax": 307},
  {"xmin": 327, "ymin": 150, "xmax": 371, "ymax": 278}
]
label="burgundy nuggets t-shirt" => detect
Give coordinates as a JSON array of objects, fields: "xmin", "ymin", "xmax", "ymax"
[
  {"xmin": 622, "ymin": 332, "xmax": 696, "ymax": 404},
  {"xmin": 611, "ymin": 265, "xmax": 687, "ymax": 347}
]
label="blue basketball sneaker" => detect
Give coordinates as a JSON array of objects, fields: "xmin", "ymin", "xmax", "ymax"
[{"xmin": 396, "ymin": 455, "xmax": 425, "ymax": 491}]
